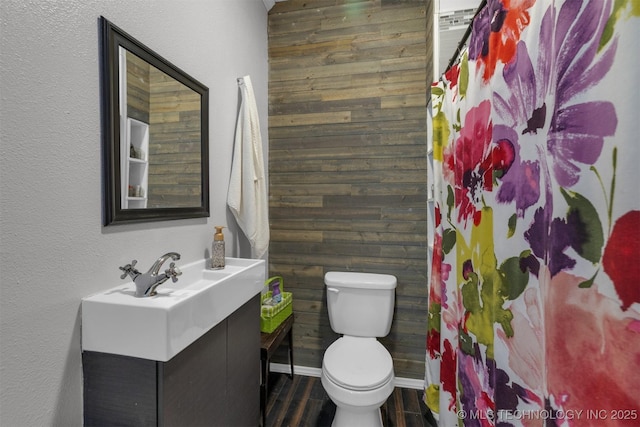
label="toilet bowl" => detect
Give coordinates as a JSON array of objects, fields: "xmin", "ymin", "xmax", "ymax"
[
  {"xmin": 321, "ymin": 272, "xmax": 397, "ymax": 427},
  {"xmin": 321, "ymin": 336, "xmax": 394, "ymax": 426}
]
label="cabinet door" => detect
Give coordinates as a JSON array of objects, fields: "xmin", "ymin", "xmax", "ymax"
[
  {"xmin": 83, "ymin": 352, "xmax": 158, "ymax": 426},
  {"xmin": 226, "ymin": 295, "xmax": 261, "ymax": 426},
  {"xmin": 160, "ymin": 321, "xmax": 227, "ymax": 427}
]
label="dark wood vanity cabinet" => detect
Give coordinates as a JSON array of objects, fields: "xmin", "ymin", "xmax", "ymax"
[{"xmin": 83, "ymin": 294, "xmax": 260, "ymax": 426}]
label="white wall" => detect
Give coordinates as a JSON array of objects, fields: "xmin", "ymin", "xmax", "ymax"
[
  {"xmin": 433, "ymin": 0, "xmax": 483, "ymax": 78},
  {"xmin": 437, "ymin": 0, "xmax": 482, "ymax": 13},
  {"xmin": 0, "ymin": 0, "xmax": 269, "ymax": 424}
]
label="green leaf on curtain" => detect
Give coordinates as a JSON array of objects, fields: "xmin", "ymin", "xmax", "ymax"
[
  {"xmin": 446, "ymin": 186, "xmax": 454, "ymax": 221},
  {"xmin": 459, "ymin": 328, "xmax": 474, "ymax": 355},
  {"xmin": 560, "ymin": 188, "xmax": 604, "ymax": 264},
  {"xmin": 484, "ymin": 268, "xmax": 514, "ymax": 339},
  {"xmin": 425, "ymin": 384, "xmax": 440, "ymax": 414},
  {"xmin": 431, "ymin": 86, "xmax": 444, "ymax": 97},
  {"xmin": 599, "ymin": 0, "xmax": 640, "ymax": 52},
  {"xmin": 578, "ymin": 269, "xmax": 600, "ymax": 288},
  {"xmin": 459, "ymin": 52, "xmax": 468, "ymax": 98},
  {"xmin": 428, "ymin": 303, "xmax": 441, "ymax": 332},
  {"xmin": 464, "ymin": 270, "xmax": 513, "ymax": 356},
  {"xmin": 498, "ymin": 256, "xmax": 529, "ymax": 300},
  {"xmin": 453, "ymin": 109, "xmax": 461, "ymax": 131},
  {"xmin": 507, "ymin": 214, "xmax": 517, "ymax": 238},
  {"xmin": 461, "ymin": 273, "xmax": 481, "ymax": 314},
  {"xmin": 442, "ymin": 228, "xmax": 457, "ymax": 254},
  {"xmin": 432, "ymin": 111, "xmax": 450, "ymax": 161},
  {"xmin": 496, "ymin": 306, "xmax": 514, "ymax": 338}
]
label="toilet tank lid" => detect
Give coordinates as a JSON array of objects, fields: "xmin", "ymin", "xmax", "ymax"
[{"xmin": 325, "ymin": 272, "xmax": 397, "ymax": 289}]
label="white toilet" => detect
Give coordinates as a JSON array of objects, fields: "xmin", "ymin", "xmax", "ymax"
[{"xmin": 321, "ymin": 271, "xmax": 397, "ymax": 427}]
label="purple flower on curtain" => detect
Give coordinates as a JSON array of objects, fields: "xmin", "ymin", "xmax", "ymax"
[
  {"xmin": 495, "ymin": 0, "xmax": 618, "ymax": 189},
  {"xmin": 469, "ymin": 0, "xmax": 535, "ymax": 82},
  {"xmin": 494, "ymin": 42, "xmax": 547, "ymax": 133},
  {"xmin": 491, "ymin": 360, "xmax": 542, "ymax": 420},
  {"xmin": 525, "ymin": 207, "xmax": 577, "ymax": 276},
  {"xmin": 469, "ymin": 0, "xmax": 507, "ymax": 59},
  {"xmin": 493, "ymin": 125, "xmax": 540, "ymax": 216},
  {"xmin": 492, "ymin": 0, "xmax": 620, "ymax": 276},
  {"xmin": 458, "ymin": 346, "xmax": 495, "ymax": 427},
  {"xmin": 457, "ymin": 347, "xmax": 541, "ymax": 427}
]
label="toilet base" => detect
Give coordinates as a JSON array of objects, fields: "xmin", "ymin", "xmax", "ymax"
[
  {"xmin": 332, "ymin": 405, "xmax": 383, "ymax": 427},
  {"xmin": 321, "ymin": 369, "xmax": 393, "ymax": 427}
]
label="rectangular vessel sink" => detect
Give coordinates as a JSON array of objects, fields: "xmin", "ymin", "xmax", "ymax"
[{"xmin": 82, "ymin": 257, "xmax": 265, "ymax": 361}]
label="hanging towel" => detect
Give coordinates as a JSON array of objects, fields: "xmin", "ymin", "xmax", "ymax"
[{"xmin": 227, "ymin": 75, "xmax": 269, "ymax": 258}]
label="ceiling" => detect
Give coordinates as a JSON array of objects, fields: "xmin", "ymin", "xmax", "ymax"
[{"xmin": 263, "ymin": 0, "xmax": 287, "ymax": 11}]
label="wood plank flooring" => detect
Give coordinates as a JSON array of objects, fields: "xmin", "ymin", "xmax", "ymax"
[{"xmin": 264, "ymin": 373, "xmax": 437, "ymax": 427}]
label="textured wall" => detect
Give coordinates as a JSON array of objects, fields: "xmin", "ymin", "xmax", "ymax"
[
  {"xmin": 268, "ymin": 0, "xmax": 433, "ymax": 379},
  {"xmin": 0, "ymin": 1, "xmax": 269, "ymax": 424}
]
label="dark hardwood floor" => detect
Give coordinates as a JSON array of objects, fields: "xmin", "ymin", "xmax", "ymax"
[{"xmin": 264, "ymin": 372, "xmax": 437, "ymax": 427}]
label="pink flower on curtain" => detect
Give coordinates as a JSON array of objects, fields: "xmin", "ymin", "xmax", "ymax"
[
  {"xmin": 427, "ymin": 231, "xmax": 445, "ymax": 359},
  {"xmin": 443, "ymin": 100, "xmax": 515, "ymax": 225},
  {"xmin": 546, "ymin": 268, "xmax": 640, "ymax": 422},
  {"xmin": 427, "ymin": 227, "xmax": 456, "ymax": 358},
  {"xmin": 497, "ymin": 288, "xmax": 544, "ymax": 393}
]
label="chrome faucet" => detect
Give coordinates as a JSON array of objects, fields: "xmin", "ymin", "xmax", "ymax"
[{"xmin": 119, "ymin": 252, "xmax": 182, "ymax": 297}]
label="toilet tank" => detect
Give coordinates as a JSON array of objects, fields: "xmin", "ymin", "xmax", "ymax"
[{"xmin": 324, "ymin": 272, "xmax": 397, "ymax": 337}]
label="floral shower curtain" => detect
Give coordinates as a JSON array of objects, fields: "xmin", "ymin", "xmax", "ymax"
[{"xmin": 425, "ymin": 0, "xmax": 639, "ymax": 426}]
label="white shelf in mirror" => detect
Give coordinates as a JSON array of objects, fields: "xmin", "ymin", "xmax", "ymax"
[{"xmin": 122, "ymin": 117, "xmax": 149, "ymax": 209}]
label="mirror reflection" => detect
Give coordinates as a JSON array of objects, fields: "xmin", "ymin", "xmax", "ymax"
[
  {"xmin": 121, "ymin": 49, "xmax": 202, "ymax": 209},
  {"xmin": 101, "ymin": 16, "xmax": 210, "ymax": 225}
]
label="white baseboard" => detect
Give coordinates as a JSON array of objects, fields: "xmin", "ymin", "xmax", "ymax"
[
  {"xmin": 270, "ymin": 362, "xmax": 322, "ymax": 378},
  {"xmin": 393, "ymin": 376, "xmax": 425, "ymax": 390},
  {"xmin": 269, "ymin": 363, "xmax": 425, "ymax": 391}
]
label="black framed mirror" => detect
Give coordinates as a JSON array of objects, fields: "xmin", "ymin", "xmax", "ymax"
[{"xmin": 100, "ymin": 16, "xmax": 210, "ymax": 225}]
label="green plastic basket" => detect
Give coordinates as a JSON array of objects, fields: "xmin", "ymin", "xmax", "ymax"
[{"xmin": 260, "ymin": 276, "xmax": 293, "ymax": 333}]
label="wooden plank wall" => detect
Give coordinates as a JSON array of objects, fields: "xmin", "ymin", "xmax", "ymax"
[
  {"xmin": 148, "ymin": 69, "xmax": 202, "ymax": 208},
  {"xmin": 268, "ymin": 0, "xmax": 433, "ymax": 379},
  {"xmin": 126, "ymin": 52, "xmax": 150, "ymax": 123}
]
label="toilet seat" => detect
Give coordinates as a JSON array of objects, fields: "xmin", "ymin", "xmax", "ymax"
[{"xmin": 323, "ymin": 337, "xmax": 393, "ymax": 391}]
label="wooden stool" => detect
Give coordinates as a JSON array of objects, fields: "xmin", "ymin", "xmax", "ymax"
[{"xmin": 260, "ymin": 314, "xmax": 294, "ymax": 427}]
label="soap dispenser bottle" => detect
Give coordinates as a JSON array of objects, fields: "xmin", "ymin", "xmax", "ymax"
[{"xmin": 212, "ymin": 226, "xmax": 225, "ymax": 269}]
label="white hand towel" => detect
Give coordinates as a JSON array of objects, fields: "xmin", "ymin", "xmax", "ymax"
[{"xmin": 227, "ymin": 75, "xmax": 269, "ymax": 258}]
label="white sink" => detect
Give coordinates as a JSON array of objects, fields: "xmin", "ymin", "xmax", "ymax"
[{"xmin": 81, "ymin": 257, "xmax": 265, "ymax": 361}]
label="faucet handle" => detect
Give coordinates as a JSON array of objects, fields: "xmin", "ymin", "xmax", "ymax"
[
  {"xmin": 119, "ymin": 260, "xmax": 138, "ymax": 279},
  {"xmin": 166, "ymin": 262, "xmax": 182, "ymax": 283}
]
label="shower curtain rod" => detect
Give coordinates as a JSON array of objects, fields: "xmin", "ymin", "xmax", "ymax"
[{"xmin": 443, "ymin": 0, "xmax": 487, "ymax": 74}]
